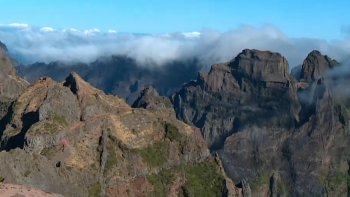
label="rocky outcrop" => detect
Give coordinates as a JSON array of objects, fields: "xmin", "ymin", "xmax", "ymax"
[
  {"xmin": 172, "ymin": 49, "xmax": 350, "ymax": 196},
  {"xmin": 0, "ymin": 70, "xmax": 234, "ymax": 197},
  {"xmin": 132, "ymin": 86, "xmax": 173, "ymax": 110},
  {"xmin": 300, "ymin": 50, "xmax": 338, "ymax": 83},
  {"xmin": 0, "ymin": 41, "xmax": 9, "ymax": 58}
]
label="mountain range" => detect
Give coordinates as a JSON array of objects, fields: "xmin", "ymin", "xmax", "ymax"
[{"xmin": 1, "ymin": 39, "xmax": 350, "ymax": 197}]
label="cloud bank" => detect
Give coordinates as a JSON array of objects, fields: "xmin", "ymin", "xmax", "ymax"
[{"xmin": 0, "ymin": 23, "xmax": 350, "ymax": 68}]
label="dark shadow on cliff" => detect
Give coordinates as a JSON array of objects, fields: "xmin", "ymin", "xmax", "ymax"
[
  {"xmin": 3, "ymin": 110, "xmax": 39, "ymax": 151},
  {"xmin": 0, "ymin": 103, "xmax": 13, "ymax": 140},
  {"xmin": 210, "ymin": 118, "xmax": 241, "ymax": 152}
]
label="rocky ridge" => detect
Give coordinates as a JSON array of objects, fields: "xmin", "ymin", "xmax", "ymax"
[{"xmin": 0, "ymin": 40, "xmax": 239, "ymax": 197}]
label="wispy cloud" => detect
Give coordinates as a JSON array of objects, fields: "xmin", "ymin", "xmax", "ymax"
[
  {"xmin": 3, "ymin": 23, "xmax": 29, "ymax": 27},
  {"xmin": 0, "ymin": 23, "xmax": 349, "ymax": 68}
]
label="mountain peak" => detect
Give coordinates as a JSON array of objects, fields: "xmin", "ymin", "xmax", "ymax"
[
  {"xmin": 132, "ymin": 86, "xmax": 174, "ymax": 111},
  {"xmin": 228, "ymin": 49, "xmax": 289, "ymax": 83},
  {"xmin": 63, "ymin": 71, "xmax": 103, "ymax": 95},
  {"xmin": 300, "ymin": 50, "xmax": 338, "ymax": 82}
]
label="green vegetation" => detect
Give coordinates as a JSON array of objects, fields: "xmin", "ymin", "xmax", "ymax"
[
  {"xmin": 103, "ymin": 132, "xmax": 119, "ymax": 174},
  {"xmin": 40, "ymin": 146, "xmax": 56, "ymax": 156},
  {"xmin": 164, "ymin": 122, "xmax": 185, "ymax": 153},
  {"xmin": 138, "ymin": 141, "xmax": 168, "ymax": 167},
  {"xmin": 164, "ymin": 122, "xmax": 183, "ymax": 142},
  {"xmin": 147, "ymin": 159, "xmax": 224, "ymax": 197},
  {"xmin": 51, "ymin": 114, "xmax": 69, "ymax": 126},
  {"xmin": 41, "ymin": 114, "xmax": 69, "ymax": 134},
  {"xmin": 104, "ymin": 144, "xmax": 117, "ymax": 175},
  {"xmin": 249, "ymin": 174, "xmax": 270, "ymax": 191},
  {"xmin": 320, "ymin": 171, "xmax": 350, "ymax": 193},
  {"xmin": 181, "ymin": 160, "xmax": 224, "ymax": 197},
  {"xmin": 275, "ymin": 180, "xmax": 289, "ymax": 197},
  {"xmin": 0, "ymin": 176, "xmax": 4, "ymax": 182},
  {"xmin": 88, "ymin": 182, "xmax": 102, "ymax": 197},
  {"xmin": 147, "ymin": 168, "xmax": 176, "ymax": 197},
  {"xmin": 249, "ymin": 174, "xmax": 290, "ymax": 196}
]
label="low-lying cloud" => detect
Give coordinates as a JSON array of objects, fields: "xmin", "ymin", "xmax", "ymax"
[
  {"xmin": 1, "ymin": 23, "xmax": 350, "ymax": 68},
  {"xmin": 323, "ymin": 59, "xmax": 350, "ymax": 98}
]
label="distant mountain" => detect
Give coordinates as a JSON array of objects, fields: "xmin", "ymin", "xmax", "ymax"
[{"xmin": 16, "ymin": 56, "xmax": 203, "ymax": 104}]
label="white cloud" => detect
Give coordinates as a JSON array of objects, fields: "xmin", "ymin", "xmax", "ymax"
[
  {"xmin": 40, "ymin": 27, "xmax": 55, "ymax": 32},
  {"xmin": 84, "ymin": 28, "xmax": 100, "ymax": 35},
  {"xmin": 108, "ymin": 29, "xmax": 117, "ymax": 33},
  {"xmin": 0, "ymin": 23, "xmax": 349, "ymax": 68},
  {"xmin": 7, "ymin": 23, "xmax": 28, "ymax": 27},
  {"xmin": 182, "ymin": 32, "xmax": 201, "ymax": 38}
]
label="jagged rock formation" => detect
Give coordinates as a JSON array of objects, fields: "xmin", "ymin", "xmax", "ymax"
[
  {"xmin": 132, "ymin": 86, "xmax": 174, "ymax": 116},
  {"xmin": 171, "ymin": 49, "xmax": 350, "ymax": 196},
  {"xmin": 299, "ymin": 50, "xmax": 338, "ymax": 82},
  {"xmin": 172, "ymin": 49, "xmax": 299, "ymax": 150},
  {"xmin": 0, "ymin": 64, "xmax": 236, "ymax": 196}
]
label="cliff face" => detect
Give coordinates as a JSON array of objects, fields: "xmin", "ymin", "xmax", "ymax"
[
  {"xmin": 171, "ymin": 49, "xmax": 299, "ymax": 150},
  {"xmin": 0, "ymin": 42, "xmax": 29, "ymax": 137},
  {"xmin": 171, "ymin": 49, "xmax": 350, "ymax": 196},
  {"xmin": 0, "ymin": 69, "xmax": 235, "ymax": 196}
]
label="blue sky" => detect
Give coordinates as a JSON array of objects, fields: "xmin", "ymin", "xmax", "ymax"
[{"xmin": 1, "ymin": 0, "xmax": 349, "ymax": 40}]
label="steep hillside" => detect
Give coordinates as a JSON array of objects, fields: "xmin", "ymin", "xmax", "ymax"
[
  {"xmin": 0, "ymin": 68, "xmax": 238, "ymax": 196},
  {"xmin": 170, "ymin": 48, "xmax": 350, "ymax": 196}
]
